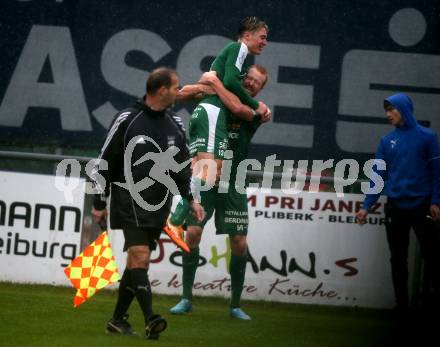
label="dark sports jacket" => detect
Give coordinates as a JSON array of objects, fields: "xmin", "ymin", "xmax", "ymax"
[{"xmin": 92, "ymin": 97, "xmax": 192, "ymax": 229}]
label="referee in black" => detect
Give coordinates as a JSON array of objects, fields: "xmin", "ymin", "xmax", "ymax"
[{"xmin": 91, "ymin": 67, "xmax": 204, "ymax": 339}]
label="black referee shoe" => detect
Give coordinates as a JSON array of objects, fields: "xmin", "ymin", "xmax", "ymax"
[
  {"xmin": 106, "ymin": 314, "xmax": 138, "ymax": 336},
  {"xmin": 146, "ymin": 314, "xmax": 167, "ymax": 340}
]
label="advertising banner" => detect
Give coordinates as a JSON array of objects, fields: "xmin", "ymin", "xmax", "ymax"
[
  {"xmin": 109, "ymin": 191, "xmax": 395, "ymax": 308},
  {"xmin": 0, "ymin": 168, "xmax": 400, "ymax": 308},
  {"xmin": 1, "ymin": 1, "xmax": 438, "ymax": 162},
  {"xmin": 0, "ymin": 171, "xmax": 85, "ymax": 285}
]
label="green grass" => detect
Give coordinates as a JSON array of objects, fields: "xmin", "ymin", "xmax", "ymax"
[{"xmin": 0, "ymin": 282, "xmax": 395, "ymax": 347}]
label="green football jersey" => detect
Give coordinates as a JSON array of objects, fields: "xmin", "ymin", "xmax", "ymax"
[
  {"xmin": 207, "ymin": 41, "xmax": 259, "ymax": 110},
  {"xmin": 227, "ymin": 114, "xmax": 260, "ymax": 173}
]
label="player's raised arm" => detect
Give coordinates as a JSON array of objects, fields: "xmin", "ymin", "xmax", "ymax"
[
  {"xmin": 199, "ymin": 71, "xmax": 255, "ymax": 121},
  {"xmin": 176, "ymin": 83, "xmax": 215, "ymax": 103}
]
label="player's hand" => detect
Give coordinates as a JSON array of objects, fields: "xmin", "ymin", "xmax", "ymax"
[
  {"xmin": 430, "ymin": 204, "xmax": 440, "ymax": 221},
  {"xmin": 198, "ymin": 71, "xmax": 218, "ymax": 85},
  {"xmin": 199, "ymin": 84, "xmax": 216, "ymax": 96},
  {"xmin": 356, "ymin": 209, "xmax": 368, "ymax": 225},
  {"xmin": 92, "ymin": 207, "xmax": 108, "ymax": 224},
  {"xmin": 190, "ymin": 201, "xmax": 205, "ymax": 223},
  {"xmin": 256, "ymin": 101, "xmax": 268, "ymax": 117},
  {"xmin": 261, "ymin": 107, "xmax": 272, "ymax": 123}
]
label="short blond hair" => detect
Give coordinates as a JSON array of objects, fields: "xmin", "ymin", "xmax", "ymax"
[{"xmin": 238, "ymin": 16, "xmax": 269, "ymax": 38}]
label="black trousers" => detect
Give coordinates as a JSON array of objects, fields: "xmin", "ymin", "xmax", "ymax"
[{"xmin": 385, "ymin": 200, "xmax": 439, "ymax": 308}]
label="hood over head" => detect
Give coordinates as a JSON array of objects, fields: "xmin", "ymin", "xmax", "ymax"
[{"xmin": 384, "ymin": 93, "xmax": 417, "ymax": 128}]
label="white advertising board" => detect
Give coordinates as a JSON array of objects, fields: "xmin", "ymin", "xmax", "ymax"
[
  {"xmin": 108, "ymin": 191, "xmax": 395, "ymax": 309},
  {"xmin": 0, "ymin": 171, "xmax": 84, "ymax": 285},
  {"xmin": 0, "ymin": 170, "xmax": 396, "ymax": 308}
]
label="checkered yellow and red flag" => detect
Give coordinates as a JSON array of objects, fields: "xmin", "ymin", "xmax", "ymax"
[{"xmin": 64, "ymin": 231, "xmax": 120, "ymax": 307}]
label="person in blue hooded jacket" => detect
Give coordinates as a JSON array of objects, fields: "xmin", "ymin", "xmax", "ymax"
[{"xmin": 356, "ymin": 92, "xmax": 440, "ymax": 311}]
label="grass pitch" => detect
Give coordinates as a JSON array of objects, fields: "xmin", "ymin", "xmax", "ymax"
[{"xmin": 0, "ymin": 282, "xmax": 398, "ymax": 347}]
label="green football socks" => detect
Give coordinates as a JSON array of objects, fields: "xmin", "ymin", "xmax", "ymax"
[
  {"xmin": 230, "ymin": 254, "xmax": 247, "ymax": 308},
  {"xmin": 182, "ymin": 247, "xmax": 200, "ymax": 299}
]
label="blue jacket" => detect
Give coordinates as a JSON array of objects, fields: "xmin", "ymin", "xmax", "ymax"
[{"xmin": 363, "ymin": 93, "xmax": 440, "ymax": 210}]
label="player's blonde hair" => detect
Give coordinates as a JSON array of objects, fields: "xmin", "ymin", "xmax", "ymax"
[{"xmin": 238, "ymin": 16, "xmax": 269, "ymax": 38}]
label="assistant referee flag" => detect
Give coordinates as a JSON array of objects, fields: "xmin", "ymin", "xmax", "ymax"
[{"xmin": 64, "ymin": 231, "xmax": 120, "ymax": 307}]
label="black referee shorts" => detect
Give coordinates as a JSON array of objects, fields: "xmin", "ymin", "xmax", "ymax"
[{"xmin": 122, "ymin": 226, "xmax": 162, "ymax": 252}]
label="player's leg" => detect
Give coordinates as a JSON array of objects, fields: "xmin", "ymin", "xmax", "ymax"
[
  {"xmin": 170, "ymin": 189, "xmax": 216, "ymax": 315},
  {"xmin": 169, "ymin": 225, "xmax": 203, "ymax": 314},
  {"xmin": 164, "ymin": 155, "xmax": 219, "ymax": 247},
  {"xmin": 229, "ymin": 234, "xmax": 251, "ymax": 320},
  {"xmin": 215, "ymin": 188, "xmax": 251, "ymax": 320},
  {"xmin": 181, "ymin": 225, "xmax": 205, "ymax": 303},
  {"xmin": 166, "ymin": 103, "xmax": 227, "ymax": 231},
  {"xmin": 163, "ymin": 198, "xmax": 191, "ymax": 253},
  {"xmin": 192, "ymin": 152, "xmax": 223, "ymax": 187}
]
